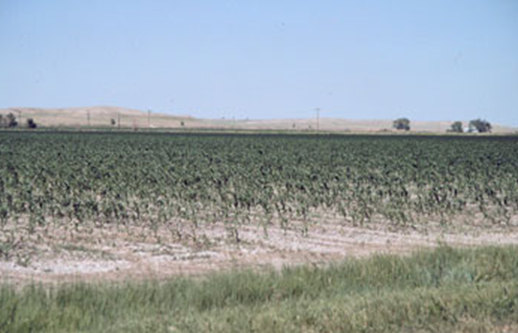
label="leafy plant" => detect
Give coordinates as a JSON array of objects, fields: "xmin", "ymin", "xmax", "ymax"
[
  {"xmin": 26, "ymin": 118, "xmax": 37, "ymax": 129},
  {"xmin": 0, "ymin": 113, "xmax": 18, "ymax": 128},
  {"xmin": 469, "ymin": 118, "xmax": 491, "ymax": 133},
  {"xmin": 448, "ymin": 121, "xmax": 463, "ymax": 133},
  {"xmin": 0, "ymin": 132, "xmax": 516, "ymax": 242},
  {"xmin": 393, "ymin": 118, "xmax": 410, "ymax": 131}
]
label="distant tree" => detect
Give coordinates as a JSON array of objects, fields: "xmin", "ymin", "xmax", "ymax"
[
  {"xmin": 448, "ymin": 121, "xmax": 463, "ymax": 133},
  {"xmin": 469, "ymin": 119, "xmax": 491, "ymax": 133},
  {"xmin": 110, "ymin": 118, "xmax": 116, "ymax": 126},
  {"xmin": 26, "ymin": 118, "xmax": 37, "ymax": 129},
  {"xmin": 6, "ymin": 113, "xmax": 18, "ymax": 128},
  {"xmin": 393, "ymin": 118, "xmax": 410, "ymax": 131},
  {"xmin": 180, "ymin": 121, "xmax": 185, "ymax": 127},
  {"xmin": 0, "ymin": 115, "xmax": 4, "ymax": 128}
]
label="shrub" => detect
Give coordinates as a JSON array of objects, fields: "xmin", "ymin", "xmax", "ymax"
[
  {"xmin": 448, "ymin": 121, "xmax": 463, "ymax": 133},
  {"xmin": 469, "ymin": 119, "xmax": 491, "ymax": 133},
  {"xmin": 6, "ymin": 113, "xmax": 18, "ymax": 128},
  {"xmin": 393, "ymin": 118, "xmax": 410, "ymax": 131},
  {"xmin": 26, "ymin": 118, "xmax": 37, "ymax": 129}
]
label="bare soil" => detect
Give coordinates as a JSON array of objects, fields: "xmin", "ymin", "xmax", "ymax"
[{"xmin": 2, "ymin": 216, "xmax": 518, "ymax": 286}]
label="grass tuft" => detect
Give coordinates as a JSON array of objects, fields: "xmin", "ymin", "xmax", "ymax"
[{"xmin": 1, "ymin": 245, "xmax": 518, "ymax": 332}]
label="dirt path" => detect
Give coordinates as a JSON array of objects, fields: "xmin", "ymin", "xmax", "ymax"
[{"xmin": 2, "ymin": 217, "xmax": 518, "ymax": 285}]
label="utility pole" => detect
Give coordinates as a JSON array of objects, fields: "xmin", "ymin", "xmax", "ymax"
[{"xmin": 14, "ymin": 109, "xmax": 22, "ymax": 126}]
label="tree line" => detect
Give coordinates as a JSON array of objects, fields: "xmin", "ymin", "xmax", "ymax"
[
  {"xmin": 0, "ymin": 113, "xmax": 37, "ymax": 129},
  {"xmin": 393, "ymin": 118, "xmax": 492, "ymax": 133}
]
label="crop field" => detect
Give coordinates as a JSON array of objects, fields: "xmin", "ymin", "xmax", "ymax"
[
  {"xmin": 1, "ymin": 131, "xmax": 518, "ymax": 331},
  {"xmin": 1, "ymin": 132, "xmax": 518, "ymax": 268},
  {"xmin": 2, "ymin": 132, "xmax": 517, "ymax": 230}
]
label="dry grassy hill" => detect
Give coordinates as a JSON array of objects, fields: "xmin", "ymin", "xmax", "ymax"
[
  {"xmin": 1, "ymin": 106, "xmax": 516, "ymax": 133},
  {"xmin": 0, "ymin": 106, "xmax": 191, "ymax": 129}
]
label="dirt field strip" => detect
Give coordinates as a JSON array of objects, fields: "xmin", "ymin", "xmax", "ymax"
[{"xmin": 2, "ymin": 219, "xmax": 517, "ymax": 286}]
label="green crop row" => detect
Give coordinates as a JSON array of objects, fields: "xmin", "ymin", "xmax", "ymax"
[{"xmin": 1, "ymin": 132, "xmax": 517, "ymax": 240}]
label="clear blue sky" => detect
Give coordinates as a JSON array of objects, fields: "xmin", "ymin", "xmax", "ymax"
[{"xmin": 1, "ymin": 1, "xmax": 517, "ymax": 125}]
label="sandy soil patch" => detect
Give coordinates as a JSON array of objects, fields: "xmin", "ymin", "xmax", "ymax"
[{"xmin": 1, "ymin": 215, "xmax": 517, "ymax": 285}]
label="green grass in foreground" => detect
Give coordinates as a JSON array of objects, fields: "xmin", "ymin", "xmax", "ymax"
[{"xmin": 1, "ymin": 246, "xmax": 518, "ymax": 332}]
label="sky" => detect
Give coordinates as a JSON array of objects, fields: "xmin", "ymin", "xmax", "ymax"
[{"xmin": 1, "ymin": 1, "xmax": 517, "ymax": 125}]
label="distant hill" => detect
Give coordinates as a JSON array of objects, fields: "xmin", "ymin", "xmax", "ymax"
[
  {"xmin": 0, "ymin": 106, "xmax": 190, "ymax": 129},
  {"xmin": 1, "ymin": 106, "xmax": 516, "ymax": 133}
]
